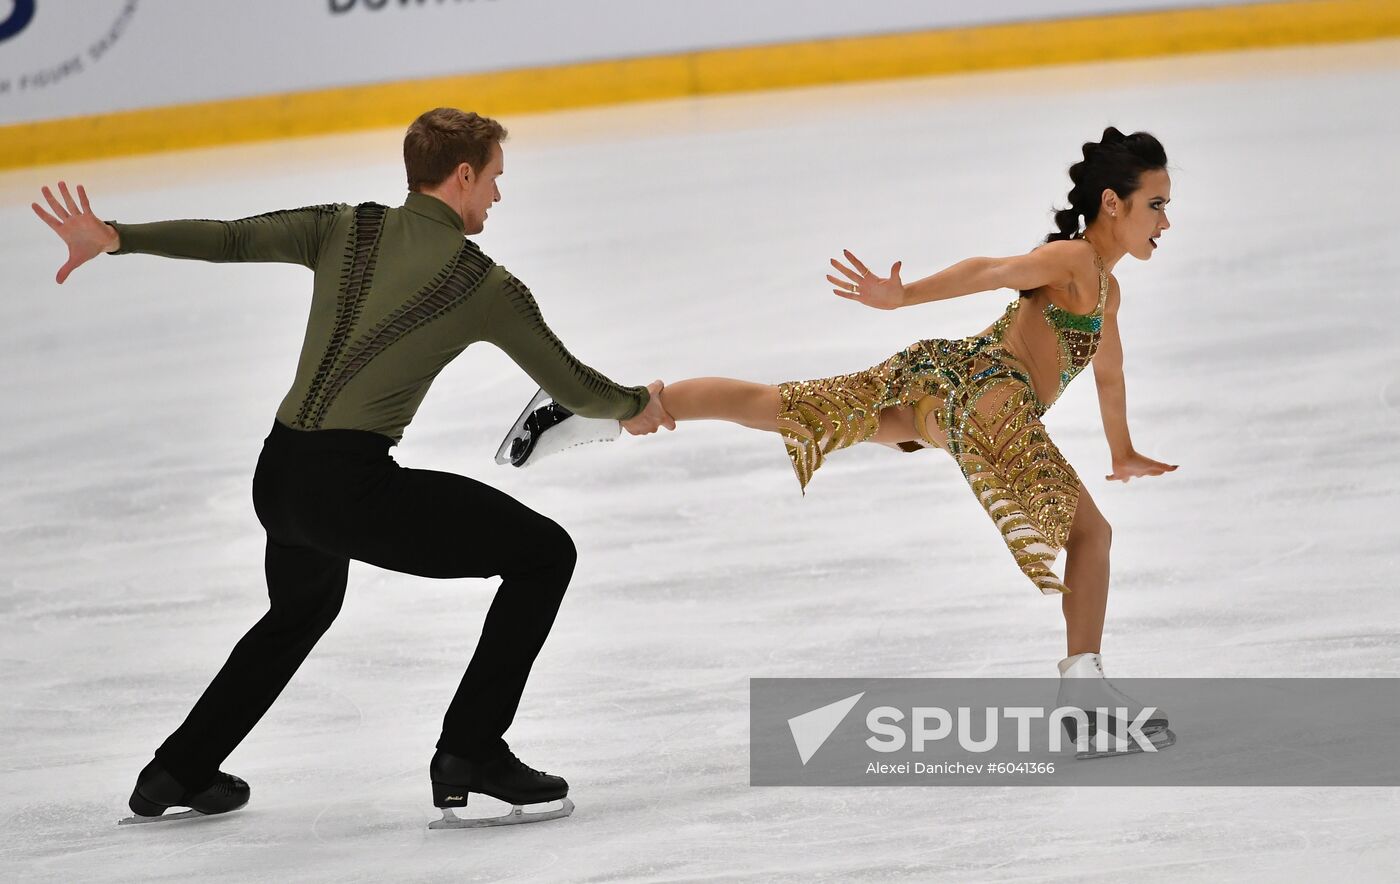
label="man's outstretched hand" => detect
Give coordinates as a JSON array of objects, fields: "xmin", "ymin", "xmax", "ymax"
[
  {"xmin": 32, "ymin": 181, "xmax": 120, "ymax": 284},
  {"xmin": 621, "ymin": 380, "xmax": 676, "ymax": 436}
]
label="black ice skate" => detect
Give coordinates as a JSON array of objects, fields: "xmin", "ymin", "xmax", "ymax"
[
  {"xmin": 495, "ymin": 387, "xmax": 620, "ymax": 468},
  {"xmin": 118, "ymin": 759, "xmax": 249, "ymax": 825},
  {"xmin": 427, "ymin": 748, "xmax": 574, "ymax": 829}
]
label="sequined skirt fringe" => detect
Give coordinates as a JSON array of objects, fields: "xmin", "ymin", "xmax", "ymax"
[{"xmin": 776, "ymin": 338, "xmax": 1081, "ymax": 595}]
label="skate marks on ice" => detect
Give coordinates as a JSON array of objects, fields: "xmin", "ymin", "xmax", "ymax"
[{"xmin": 6, "ymin": 796, "xmax": 245, "ymax": 883}]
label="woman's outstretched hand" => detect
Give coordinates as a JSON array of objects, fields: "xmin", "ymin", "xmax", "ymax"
[
  {"xmin": 31, "ymin": 181, "xmax": 120, "ymax": 284},
  {"xmin": 827, "ymin": 249, "xmax": 904, "ymax": 310},
  {"xmin": 1106, "ymin": 451, "xmax": 1178, "ymax": 482}
]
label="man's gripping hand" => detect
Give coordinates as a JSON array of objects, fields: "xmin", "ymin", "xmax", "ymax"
[
  {"xmin": 32, "ymin": 181, "xmax": 120, "ymax": 284},
  {"xmin": 621, "ymin": 380, "xmax": 676, "ymax": 436}
]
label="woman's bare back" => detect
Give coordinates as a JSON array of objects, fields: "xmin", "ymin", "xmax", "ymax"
[{"xmin": 993, "ymin": 258, "xmax": 1109, "ymax": 409}]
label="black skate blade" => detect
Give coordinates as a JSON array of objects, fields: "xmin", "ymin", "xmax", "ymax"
[
  {"xmin": 494, "ymin": 388, "xmax": 552, "ymax": 466},
  {"xmin": 1074, "ymin": 727, "xmax": 1177, "ymax": 761},
  {"xmin": 1062, "ymin": 714, "xmax": 1169, "ymax": 744},
  {"xmin": 117, "ymin": 807, "xmax": 212, "ymax": 826},
  {"xmin": 429, "ymin": 797, "xmax": 574, "ymax": 829}
]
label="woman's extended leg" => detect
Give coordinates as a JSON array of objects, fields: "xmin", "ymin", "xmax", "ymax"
[
  {"xmin": 661, "ymin": 377, "xmax": 920, "ymax": 444},
  {"xmin": 660, "ymin": 377, "xmax": 781, "ymax": 430},
  {"xmin": 1061, "ymin": 484, "xmax": 1111, "ymax": 656},
  {"xmin": 662, "ymin": 374, "xmax": 920, "ymax": 493}
]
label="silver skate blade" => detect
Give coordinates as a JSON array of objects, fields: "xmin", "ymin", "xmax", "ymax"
[
  {"xmin": 117, "ymin": 808, "xmax": 209, "ymax": 826},
  {"xmin": 428, "ymin": 797, "xmax": 574, "ymax": 829},
  {"xmin": 495, "ymin": 387, "xmax": 553, "ymax": 466},
  {"xmin": 1075, "ymin": 727, "xmax": 1177, "ymax": 761}
]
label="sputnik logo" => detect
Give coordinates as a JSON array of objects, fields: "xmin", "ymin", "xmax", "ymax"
[{"xmin": 787, "ymin": 692, "xmax": 864, "ymax": 765}]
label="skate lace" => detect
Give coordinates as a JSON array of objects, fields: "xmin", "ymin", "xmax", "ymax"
[
  {"xmin": 500, "ymin": 750, "xmax": 546, "ymax": 776},
  {"xmin": 207, "ymin": 773, "xmax": 243, "ymax": 797}
]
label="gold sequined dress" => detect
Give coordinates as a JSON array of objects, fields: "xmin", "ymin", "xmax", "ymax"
[{"xmin": 777, "ymin": 250, "xmax": 1110, "ymax": 595}]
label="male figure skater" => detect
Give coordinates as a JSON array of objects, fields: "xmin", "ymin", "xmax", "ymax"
[{"xmin": 32, "ymin": 107, "xmax": 673, "ymax": 827}]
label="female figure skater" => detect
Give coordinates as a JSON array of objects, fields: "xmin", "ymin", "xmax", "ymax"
[{"xmin": 656, "ymin": 127, "xmax": 1178, "ymax": 712}]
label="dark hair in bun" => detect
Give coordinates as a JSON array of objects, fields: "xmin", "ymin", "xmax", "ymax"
[
  {"xmin": 1019, "ymin": 127, "xmax": 1167, "ymax": 297},
  {"xmin": 1047, "ymin": 126, "xmax": 1167, "ymax": 242}
]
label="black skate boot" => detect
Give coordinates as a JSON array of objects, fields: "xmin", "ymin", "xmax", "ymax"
[
  {"xmin": 428, "ymin": 748, "xmax": 574, "ymax": 829},
  {"xmin": 119, "ymin": 759, "xmax": 250, "ymax": 826}
]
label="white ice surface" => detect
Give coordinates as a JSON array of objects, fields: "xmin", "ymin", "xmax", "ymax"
[{"xmin": 2, "ymin": 40, "xmax": 1399, "ymax": 883}]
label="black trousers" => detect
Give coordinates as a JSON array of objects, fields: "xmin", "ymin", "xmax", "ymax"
[{"xmin": 153, "ymin": 420, "xmax": 576, "ymax": 790}]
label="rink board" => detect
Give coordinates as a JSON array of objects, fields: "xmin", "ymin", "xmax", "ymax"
[{"xmin": 1, "ymin": 0, "xmax": 1398, "ymax": 168}]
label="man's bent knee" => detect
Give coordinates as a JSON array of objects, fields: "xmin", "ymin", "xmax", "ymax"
[
  {"xmin": 525, "ymin": 518, "xmax": 577, "ymax": 575},
  {"xmin": 550, "ymin": 524, "xmax": 578, "ymax": 573}
]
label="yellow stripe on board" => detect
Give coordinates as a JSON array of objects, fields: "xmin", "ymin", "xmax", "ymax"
[{"xmin": 2, "ymin": 0, "xmax": 1397, "ymax": 170}]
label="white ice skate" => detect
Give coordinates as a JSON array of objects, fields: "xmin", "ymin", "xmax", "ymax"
[
  {"xmin": 430, "ymin": 797, "xmax": 575, "ymax": 829},
  {"xmin": 1055, "ymin": 652, "xmax": 1175, "ymax": 760},
  {"xmin": 494, "ymin": 387, "xmax": 620, "ymax": 468}
]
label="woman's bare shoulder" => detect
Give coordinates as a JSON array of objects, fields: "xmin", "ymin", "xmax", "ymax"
[{"xmin": 1036, "ymin": 240, "xmax": 1101, "ymax": 312}]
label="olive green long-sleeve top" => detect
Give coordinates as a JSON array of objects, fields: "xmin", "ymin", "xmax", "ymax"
[{"xmin": 109, "ymin": 193, "xmax": 649, "ymax": 442}]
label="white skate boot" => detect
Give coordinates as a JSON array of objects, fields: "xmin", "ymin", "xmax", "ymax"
[
  {"xmin": 1055, "ymin": 652, "xmax": 1175, "ymax": 760},
  {"xmin": 494, "ymin": 387, "xmax": 620, "ymax": 468}
]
